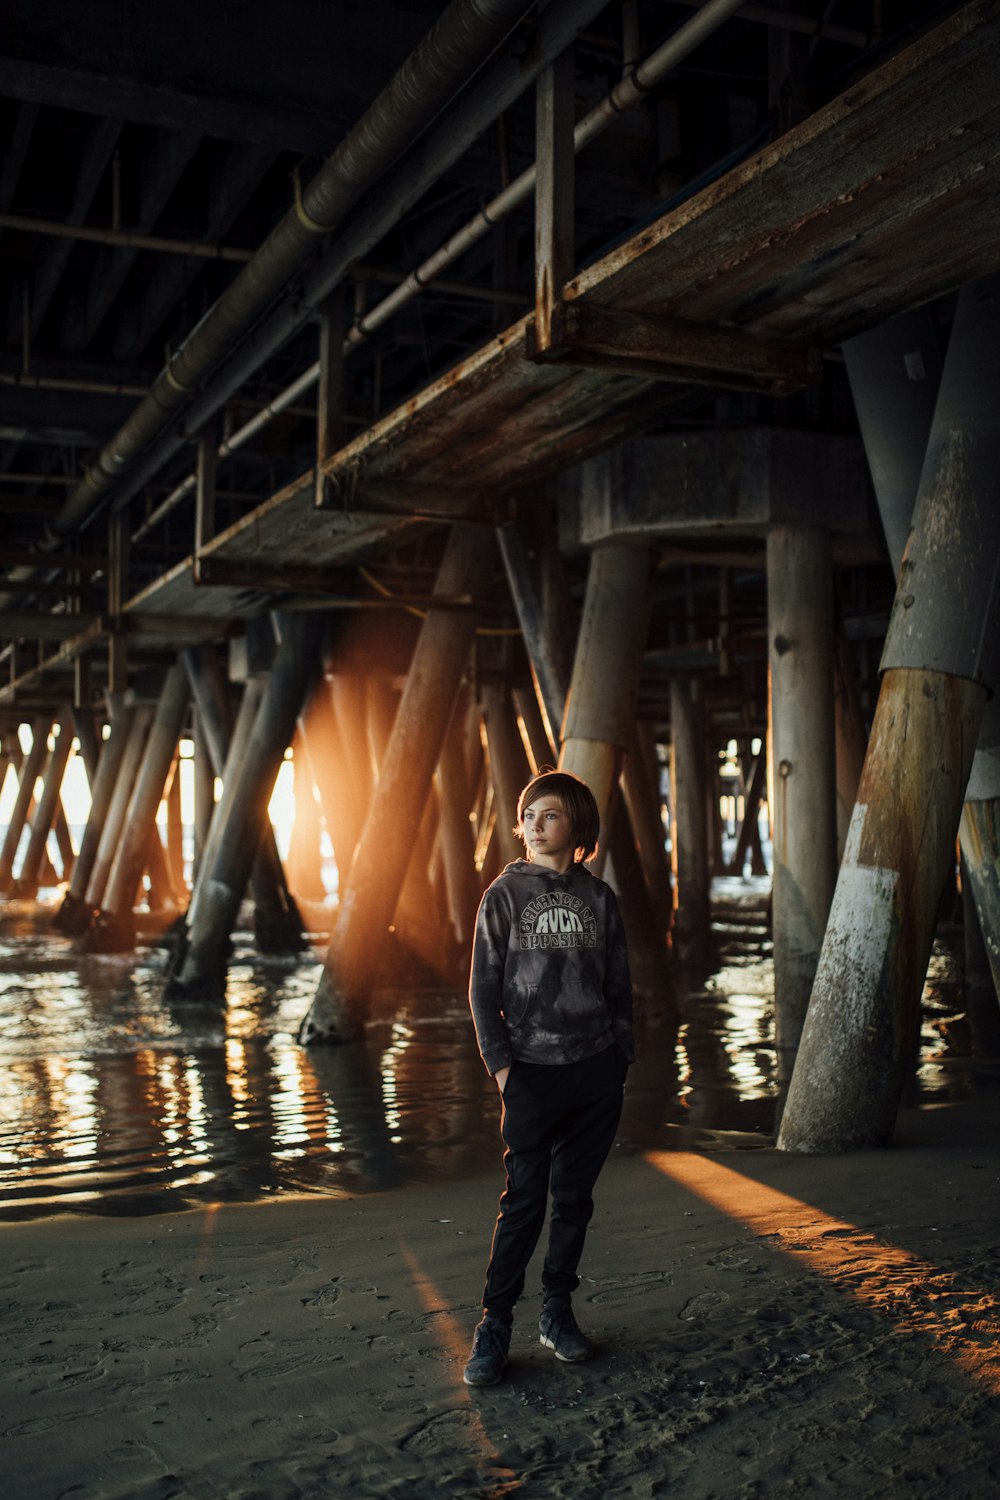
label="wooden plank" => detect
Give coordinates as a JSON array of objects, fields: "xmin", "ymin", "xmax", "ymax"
[{"xmin": 526, "ymin": 301, "xmax": 821, "ymax": 391}]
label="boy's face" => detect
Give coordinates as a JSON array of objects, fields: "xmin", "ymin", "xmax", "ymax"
[{"xmin": 521, "ymin": 794, "xmax": 575, "ymax": 873}]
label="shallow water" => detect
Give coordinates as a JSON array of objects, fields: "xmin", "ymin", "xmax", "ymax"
[{"xmin": 0, "ymin": 878, "xmax": 982, "ymax": 1221}]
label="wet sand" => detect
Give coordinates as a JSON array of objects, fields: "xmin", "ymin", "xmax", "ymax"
[{"xmin": 3, "ymin": 1093, "xmax": 1000, "ymax": 1500}]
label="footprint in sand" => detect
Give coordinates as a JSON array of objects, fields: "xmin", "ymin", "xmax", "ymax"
[
  {"xmin": 677, "ymin": 1292, "xmax": 730, "ymax": 1322},
  {"xmin": 400, "ymin": 1406, "xmax": 487, "ymax": 1455},
  {"xmin": 590, "ymin": 1272, "xmax": 674, "ymax": 1306}
]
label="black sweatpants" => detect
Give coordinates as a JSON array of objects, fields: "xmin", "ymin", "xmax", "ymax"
[{"xmin": 482, "ymin": 1043, "xmax": 627, "ymax": 1321}]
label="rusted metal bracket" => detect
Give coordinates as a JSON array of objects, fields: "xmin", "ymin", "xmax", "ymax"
[{"xmin": 526, "ymin": 300, "xmax": 822, "ymax": 393}]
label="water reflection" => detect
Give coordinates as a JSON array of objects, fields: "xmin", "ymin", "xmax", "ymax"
[{"xmin": 0, "ymin": 885, "xmax": 986, "ymax": 1220}]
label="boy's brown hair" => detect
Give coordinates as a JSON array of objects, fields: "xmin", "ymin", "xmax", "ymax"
[{"xmin": 515, "ymin": 770, "xmax": 600, "ymax": 864}]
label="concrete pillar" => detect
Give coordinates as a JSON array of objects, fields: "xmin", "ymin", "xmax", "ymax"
[
  {"xmin": 182, "ymin": 674, "xmax": 266, "ymax": 939},
  {"xmin": 779, "ymin": 278, "xmax": 1000, "ymax": 1153},
  {"xmin": 497, "ymin": 500, "xmax": 576, "ymax": 748},
  {"xmin": 299, "ymin": 523, "xmax": 495, "ymax": 1043},
  {"xmin": 85, "ymin": 664, "xmax": 190, "ymax": 952},
  {"xmin": 83, "ymin": 707, "xmax": 153, "ymax": 913},
  {"xmin": 513, "ymin": 681, "xmax": 555, "ymax": 770},
  {"xmin": 621, "ymin": 724, "xmax": 673, "ymax": 939},
  {"xmin": 182, "ymin": 645, "xmax": 304, "ymax": 954},
  {"xmin": 481, "ymin": 682, "xmax": 530, "ymax": 866},
  {"xmin": 727, "ymin": 747, "xmax": 767, "ymax": 877},
  {"xmin": 192, "ymin": 710, "xmax": 215, "ymax": 877},
  {"xmin": 166, "ymin": 614, "xmax": 321, "ymax": 999},
  {"xmin": 767, "ymin": 526, "xmax": 837, "ymax": 1077},
  {"xmin": 72, "ymin": 706, "xmax": 101, "ymax": 788},
  {"xmin": 12, "ymin": 709, "xmax": 74, "ymax": 898},
  {"xmin": 559, "ymin": 542, "xmax": 656, "ymax": 844},
  {"xmin": 0, "ymin": 714, "xmax": 51, "ymax": 893},
  {"xmin": 286, "ymin": 734, "xmax": 326, "ymax": 902},
  {"xmin": 298, "ymin": 679, "xmax": 362, "ymax": 894},
  {"xmin": 845, "ymin": 299, "xmax": 1000, "ymax": 1041},
  {"xmin": 958, "ymin": 695, "xmax": 1000, "ymax": 1010},
  {"xmin": 670, "ymin": 679, "xmax": 710, "ymax": 964},
  {"xmin": 166, "ymin": 753, "xmax": 186, "ymax": 894},
  {"xmin": 503, "ymin": 516, "xmax": 674, "ymax": 1010},
  {"xmin": 56, "ymin": 701, "xmax": 136, "ymax": 933},
  {"xmin": 961, "ymin": 843, "xmax": 1000, "ymax": 1056},
  {"xmin": 435, "ymin": 706, "xmax": 481, "ymax": 947},
  {"xmin": 833, "ymin": 627, "xmax": 868, "ymax": 859}
]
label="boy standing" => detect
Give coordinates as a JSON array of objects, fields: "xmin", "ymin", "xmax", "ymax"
[{"xmin": 463, "ymin": 770, "xmax": 634, "ymax": 1388}]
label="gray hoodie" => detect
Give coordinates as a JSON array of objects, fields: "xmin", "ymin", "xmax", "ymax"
[{"xmin": 468, "ymin": 859, "xmax": 634, "ymax": 1075}]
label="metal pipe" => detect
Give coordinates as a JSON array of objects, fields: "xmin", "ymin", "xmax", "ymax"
[
  {"xmin": 118, "ymin": 0, "xmax": 624, "ymax": 544},
  {"xmin": 350, "ymin": 0, "xmax": 748, "ymax": 346},
  {"xmin": 47, "ymin": 0, "xmax": 744, "ymax": 564},
  {"xmin": 132, "ymin": 362, "xmax": 322, "ymax": 543},
  {"xmin": 667, "ymin": 0, "xmax": 873, "ymax": 49},
  {"xmin": 44, "ymin": 0, "xmax": 537, "ymax": 546},
  {"xmin": 0, "ymin": 371, "xmax": 149, "ymax": 397},
  {"xmin": 0, "ymin": 211, "xmax": 254, "ymax": 263}
]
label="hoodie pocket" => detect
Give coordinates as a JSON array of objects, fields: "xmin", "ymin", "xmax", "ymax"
[{"xmin": 502, "ymin": 985, "xmax": 536, "ymax": 1029}]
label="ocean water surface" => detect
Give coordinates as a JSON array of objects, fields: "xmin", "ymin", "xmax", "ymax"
[{"xmin": 0, "ymin": 877, "xmax": 979, "ymax": 1221}]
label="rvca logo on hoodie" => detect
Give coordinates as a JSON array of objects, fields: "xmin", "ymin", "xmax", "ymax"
[{"xmin": 518, "ymin": 890, "xmax": 598, "ymax": 950}]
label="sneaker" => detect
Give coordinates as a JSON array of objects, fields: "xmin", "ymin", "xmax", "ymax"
[
  {"xmin": 538, "ymin": 1303, "xmax": 593, "ymax": 1363},
  {"xmin": 463, "ymin": 1316, "xmax": 511, "ymax": 1387}
]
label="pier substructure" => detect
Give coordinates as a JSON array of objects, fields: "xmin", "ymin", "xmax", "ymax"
[
  {"xmin": 670, "ymin": 679, "xmax": 710, "ymax": 966},
  {"xmin": 767, "ymin": 526, "xmax": 837, "ymax": 1079},
  {"xmin": 182, "ymin": 645, "xmax": 304, "ymax": 954},
  {"xmin": 621, "ymin": 725, "xmax": 673, "ymax": 941},
  {"xmin": 84, "ymin": 664, "xmax": 190, "ymax": 952},
  {"xmin": 435, "ymin": 703, "xmax": 480, "ymax": 948},
  {"xmin": 779, "ymin": 278, "xmax": 1000, "ymax": 1152},
  {"xmin": 958, "ymin": 696, "xmax": 1000, "ymax": 1018},
  {"xmin": 299, "ymin": 524, "xmax": 494, "ymax": 1044},
  {"xmin": 80, "ymin": 706, "xmax": 153, "ymax": 919},
  {"xmin": 481, "ymin": 682, "xmax": 530, "ymax": 864},
  {"xmin": 845, "ymin": 301, "xmax": 1000, "ymax": 1029},
  {"xmin": 297, "ymin": 678, "xmax": 363, "ymax": 891},
  {"xmin": 165, "ymin": 614, "xmax": 321, "ymax": 1001},
  {"xmin": 0, "ymin": 713, "xmax": 51, "ymax": 894},
  {"xmin": 502, "ymin": 517, "xmax": 675, "ymax": 1003},
  {"xmin": 833, "ymin": 627, "xmax": 868, "ymax": 859},
  {"xmin": 558, "ymin": 543, "xmax": 655, "ymax": 843},
  {"xmin": 12, "ymin": 709, "xmax": 74, "ymax": 898}
]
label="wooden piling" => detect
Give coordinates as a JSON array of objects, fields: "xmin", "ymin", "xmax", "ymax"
[
  {"xmin": 299, "ymin": 524, "xmax": 494, "ymax": 1043},
  {"xmin": 779, "ymin": 277, "xmax": 1000, "ymax": 1152},
  {"xmin": 0, "ymin": 714, "xmax": 52, "ymax": 894},
  {"xmin": 767, "ymin": 525, "xmax": 837, "ymax": 1077},
  {"xmin": 12, "ymin": 709, "xmax": 74, "ymax": 898}
]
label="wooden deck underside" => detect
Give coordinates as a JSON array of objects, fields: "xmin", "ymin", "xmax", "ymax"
[{"xmin": 124, "ymin": 0, "xmax": 1000, "ymax": 638}]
